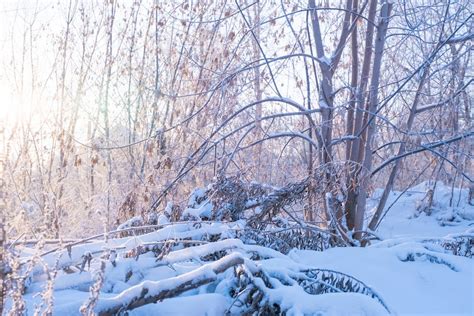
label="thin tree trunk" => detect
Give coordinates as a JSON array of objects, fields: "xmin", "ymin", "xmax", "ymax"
[
  {"xmin": 344, "ymin": 0, "xmax": 359, "ymax": 227},
  {"xmin": 54, "ymin": 0, "xmax": 75, "ymax": 238},
  {"xmin": 0, "ymin": 123, "xmax": 6, "ymax": 314},
  {"xmin": 346, "ymin": 0, "xmax": 359, "ymax": 160},
  {"xmin": 104, "ymin": 1, "xmax": 116, "ymax": 231},
  {"xmin": 308, "ymin": 0, "xmax": 352, "ymax": 226},
  {"xmin": 354, "ymin": 1, "xmax": 392, "ymax": 240},
  {"xmin": 253, "ymin": 0, "xmax": 263, "ymax": 180},
  {"xmin": 344, "ymin": 0, "xmax": 377, "ymax": 231}
]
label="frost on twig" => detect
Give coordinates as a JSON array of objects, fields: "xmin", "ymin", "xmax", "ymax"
[{"xmin": 80, "ymin": 252, "xmax": 108, "ymax": 316}]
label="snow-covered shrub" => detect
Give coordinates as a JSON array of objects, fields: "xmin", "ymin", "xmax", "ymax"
[
  {"xmin": 5, "ymin": 179, "xmax": 472, "ymax": 315},
  {"xmin": 4, "ymin": 221, "xmax": 391, "ymax": 315},
  {"xmin": 440, "ymin": 234, "xmax": 474, "ymax": 258},
  {"xmin": 80, "ymin": 252, "xmax": 108, "ymax": 315},
  {"xmin": 207, "ymin": 175, "xmax": 270, "ymax": 221}
]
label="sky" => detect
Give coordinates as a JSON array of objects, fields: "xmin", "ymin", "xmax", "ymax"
[{"xmin": 0, "ymin": 0, "xmax": 61, "ymax": 123}]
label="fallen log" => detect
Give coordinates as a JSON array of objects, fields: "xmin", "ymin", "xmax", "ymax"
[{"xmin": 96, "ymin": 252, "xmax": 244, "ymax": 315}]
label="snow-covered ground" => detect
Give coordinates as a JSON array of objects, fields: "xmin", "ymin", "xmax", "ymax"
[
  {"xmin": 5, "ymin": 182, "xmax": 474, "ymax": 315},
  {"xmin": 373, "ymin": 181, "xmax": 474, "ymax": 239},
  {"xmin": 291, "ymin": 244, "xmax": 473, "ymax": 315}
]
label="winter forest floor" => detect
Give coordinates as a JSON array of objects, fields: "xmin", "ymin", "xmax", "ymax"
[
  {"xmin": 1, "ymin": 0, "xmax": 473, "ymax": 314},
  {"xmin": 4, "ymin": 182, "xmax": 474, "ymax": 315}
]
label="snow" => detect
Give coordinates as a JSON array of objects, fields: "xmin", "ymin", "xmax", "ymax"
[
  {"xmin": 318, "ymin": 55, "xmax": 332, "ymax": 67},
  {"xmin": 290, "ymin": 245, "xmax": 473, "ymax": 315},
  {"xmin": 5, "ymin": 181, "xmax": 474, "ymax": 315},
  {"xmin": 182, "ymin": 202, "xmax": 213, "ymax": 219},
  {"xmin": 157, "ymin": 239, "xmax": 243, "ymax": 265},
  {"xmin": 267, "ymin": 291, "xmax": 388, "ymax": 316},
  {"xmin": 156, "ymin": 214, "xmax": 169, "ymax": 225},
  {"xmin": 129, "ymin": 294, "xmax": 231, "ymax": 316},
  {"xmin": 289, "ymin": 182, "xmax": 474, "ymax": 315},
  {"xmin": 371, "ymin": 181, "xmax": 473, "ymax": 239},
  {"xmin": 117, "ymin": 216, "xmax": 143, "ymax": 231},
  {"xmin": 182, "ymin": 188, "xmax": 213, "ymax": 219}
]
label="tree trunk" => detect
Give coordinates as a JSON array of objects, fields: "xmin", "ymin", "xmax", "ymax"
[
  {"xmin": 353, "ymin": 1, "xmax": 392, "ymax": 240},
  {"xmin": 0, "ymin": 123, "xmax": 6, "ymax": 314},
  {"xmin": 344, "ymin": 0, "xmax": 378, "ymax": 231}
]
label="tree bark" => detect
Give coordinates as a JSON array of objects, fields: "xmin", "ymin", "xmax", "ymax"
[
  {"xmin": 344, "ymin": 0, "xmax": 378, "ymax": 231},
  {"xmin": 353, "ymin": 1, "xmax": 392, "ymax": 240}
]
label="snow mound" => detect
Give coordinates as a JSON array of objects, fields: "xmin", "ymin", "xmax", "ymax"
[{"xmin": 370, "ymin": 181, "xmax": 474, "ymax": 239}]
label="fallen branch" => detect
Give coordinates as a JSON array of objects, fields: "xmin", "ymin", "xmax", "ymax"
[{"xmin": 96, "ymin": 252, "xmax": 244, "ymax": 315}]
